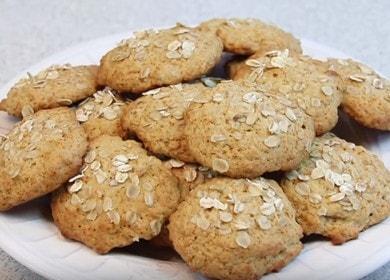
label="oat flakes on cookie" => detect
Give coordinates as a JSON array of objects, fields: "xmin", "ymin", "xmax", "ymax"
[
  {"xmin": 281, "ymin": 133, "xmax": 390, "ymax": 244},
  {"xmin": 121, "ymin": 83, "xmax": 206, "ymax": 162},
  {"xmin": 326, "ymin": 58, "xmax": 390, "ymax": 130},
  {"xmin": 184, "ymin": 80, "xmax": 315, "ymax": 178},
  {"xmin": 198, "ymin": 18, "xmax": 302, "ymax": 55},
  {"xmin": 228, "ymin": 50, "xmax": 343, "ymax": 135},
  {"xmin": 0, "ymin": 64, "xmax": 98, "ymax": 118},
  {"xmin": 97, "ymin": 24, "xmax": 223, "ymax": 93},
  {"xmin": 169, "ymin": 177, "xmax": 303, "ymax": 280},
  {"xmin": 76, "ymin": 87, "xmax": 127, "ymax": 140},
  {"xmin": 51, "ymin": 135, "xmax": 180, "ymax": 254},
  {"xmin": 0, "ymin": 107, "xmax": 88, "ymax": 211}
]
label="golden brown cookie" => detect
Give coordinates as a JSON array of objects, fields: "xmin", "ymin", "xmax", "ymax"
[
  {"xmin": 281, "ymin": 133, "xmax": 390, "ymax": 244},
  {"xmin": 75, "ymin": 87, "xmax": 127, "ymax": 141},
  {"xmin": 51, "ymin": 135, "xmax": 180, "ymax": 254},
  {"xmin": 198, "ymin": 18, "xmax": 302, "ymax": 55},
  {"xmin": 0, "ymin": 64, "xmax": 98, "ymax": 118},
  {"xmin": 121, "ymin": 83, "xmax": 206, "ymax": 162},
  {"xmin": 326, "ymin": 58, "xmax": 390, "ymax": 130},
  {"xmin": 0, "ymin": 107, "xmax": 88, "ymax": 211},
  {"xmin": 169, "ymin": 177, "xmax": 303, "ymax": 280},
  {"xmin": 228, "ymin": 50, "xmax": 343, "ymax": 135},
  {"xmin": 184, "ymin": 80, "xmax": 315, "ymax": 178},
  {"xmin": 97, "ymin": 24, "xmax": 223, "ymax": 94}
]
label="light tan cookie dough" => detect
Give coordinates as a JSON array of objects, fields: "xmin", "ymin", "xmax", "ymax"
[
  {"xmin": 326, "ymin": 58, "xmax": 390, "ymax": 130},
  {"xmin": 228, "ymin": 50, "xmax": 343, "ymax": 135},
  {"xmin": 97, "ymin": 24, "xmax": 223, "ymax": 94},
  {"xmin": 281, "ymin": 133, "xmax": 390, "ymax": 244},
  {"xmin": 198, "ymin": 18, "xmax": 302, "ymax": 56},
  {"xmin": 0, "ymin": 107, "xmax": 88, "ymax": 211},
  {"xmin": 169, "ymin": 177, "xmax": 303, "ymax": 280},
  {"xmin": 0, "ymin": 64, "xmax": 98, "ymax": 118},
  {"xmin": 150, "ymin": 160, "xmax": 218, "ymax": 247},
  {"xmin": 184, "ymin": 80, "xmax": 315, "ymax": 178},
  {"xmin": 121, "ymin": 83, "xmax": 206, "ymax": 162},
  {"xmin": 51, "ymin": 135, "xmax": 180, "ymax": 254},
  {"xmin": 75, "ymin": 87, "xmax": 127, "ymax": 141}
]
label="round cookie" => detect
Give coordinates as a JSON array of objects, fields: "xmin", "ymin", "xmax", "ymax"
[
  {"xmin": 75, "ymin": 87, "xmax": 127, "ymax": 141},
  {"xmin": 198, "ymin": 18, "xmax": 302, "ymax": 56},
  {"xmin": 169, "ymin": 177, "xmax": 303, "ymax": 280},
  {"xmin": 281, "ymin": 133, "xmax": 390, "ymax": 244},
  {"xmin": 0, "ymin": 107, "xmax": 88, "ymax": 211},
  {"xmin": 326, "ymin": 58, "xmax": 390, "ymax": 130},
  {"xmin": 97, "ymin": 24, "xmax": 223, "ymax": 94},
  {"xmin": 228, "ymin": 50, "xmax": 343, "ymax": 135},
  {"xmin": 121, "ymin": 83, "xmax": 206, "ymax": 162},
  {"xmin": 51, "ymin": 135, "xmax": 180, "ymax": 254},
  {"xmin": 150, "ymin": 160, "xmax": 218, "ymax": 247},
  {"xmin": 184, "ymin": 80, "xmax": 315, "ymax": 178},
  {"xmin": 0, "ymin": 64, "xmax": 98, "ymax": 118}
]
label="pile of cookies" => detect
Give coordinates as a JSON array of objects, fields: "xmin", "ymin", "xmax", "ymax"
[{"xmin": 0, "ymin": 18, "xmax": 389, "ymax": 280}]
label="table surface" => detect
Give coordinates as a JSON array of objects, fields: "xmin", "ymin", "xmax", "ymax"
[{"xmin": 0, "ymin": 0, "xmax": 389, "ymax": 279}]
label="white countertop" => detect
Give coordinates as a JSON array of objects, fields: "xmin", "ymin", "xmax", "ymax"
[{"xmin": 0, "ymin": 0, "xmax": 389, "ymax": 279}]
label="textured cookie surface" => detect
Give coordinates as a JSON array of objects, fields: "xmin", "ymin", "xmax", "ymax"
[
  {"xmin": 199, "ymin": 18, "xmax": 302, "ymax": 55},
  {"xmin": 121, "ymin": 83, "xmax": 206, "ymax": 162},
  {"xmin": 51, "ymin": 135, "xmax": 180, "ymax": 254},
  {"xmin": 98, "ymin": 24, "xmax": 223, "ymax": 93},
  {"xmin": 0, "ymin": 64, "xmax": 98, "ymax": 118},
  {"xmin": 326, "ymin": 58, "xmax": 390, "ymax": 130},
  {"xmin": 76, "ymin": 87, "xmax": 127, "ymax": 141},
  {"xmin": 0, "ymin": 107, "xmax": 88, "ymax": 210},
  {"xmin": 228, "ymin": 50, "xmax": 343, "ymax": 135},
  {"xmin": 169, "ymin": 177, "xmax": 303, "ymax": 280},
  {"xmin": 184, "ymin": 80, "xmax": 315, "ymax": 178},
  {"xmin": 281, "ymin": 133, "xmax": 390, "ymax": 244}
]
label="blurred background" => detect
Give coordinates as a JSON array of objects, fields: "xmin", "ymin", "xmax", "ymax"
[{"xmin": 0, "ymin": 0, "xmax": 389, "ymax": 279}]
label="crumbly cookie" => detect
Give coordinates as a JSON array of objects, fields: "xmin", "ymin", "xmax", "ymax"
[
  {"xmin": 75, "ymin": 87, "xmax": 127, "ymax": 141},
  {"xmin": 0, "ymin": 64, "xmax": 98, "ymax": 118},
  {"xmin": 169, "ymin": 177, "xmax": 303, "ymax": 280},
  {"xmin": 184, "ymin": 80, "xmax": 315, "ymax": 178},
  {"xmin": 150, "ymin": 160, "xmax": 218, "ymax": 247},
  {"xmin": 198, "ymin": 18, "xmax": 302, "ymax": 55},
  {"xmin": 121, "ymin": 83, "xmax": 206, "ymax": 162},
  {"xmin": 97, "ymin": 24, "xmax": 223, "ymax": 94},
  {"xmin": 281, "ymin": 133, "xmax": 390, "ymax": 244},
  {"xmin": 228, "ymin": 50, "xmax": 343, "ymax": 135},
  {"xmin": 0, "ymin": 107, "xmax": 88, "ymax": 211},
  {"xmin": 51, "ymin": 135, "xmax": 180, "ymax": 254},
  {"xmin": 326, "ymin": 58, "xmax": 390, "ymax": 130}
]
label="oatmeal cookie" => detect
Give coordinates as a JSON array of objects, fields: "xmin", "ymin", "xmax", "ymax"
[
  {"xmin": 51, "ymin": 135, "xmax": 180, "ymax": 254},
  {"xmin": 0, "ymin": 107, "xmax": 88, "ymax": 210},
  {"xmin": 0, "ymin": 64, "xmax": 98, "ymax": 118},
  {"xmin": 281, "ymin": 133, "xmax": 390, "ymax": 244},
  {"xmin": 169, "ymin": 177, "xmax": 303, "ymax": 280}
]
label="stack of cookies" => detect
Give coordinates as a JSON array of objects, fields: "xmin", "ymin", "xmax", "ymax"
[{"xmin": 0, "ymin": 18, "xmax": 389, "ymax": 280}]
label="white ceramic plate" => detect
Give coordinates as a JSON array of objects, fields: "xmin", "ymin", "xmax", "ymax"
[{"xmin": 0, "ymin": 32, "xmax": 389, "ymax": 280}]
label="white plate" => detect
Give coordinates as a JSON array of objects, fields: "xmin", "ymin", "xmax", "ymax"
[{"xmin": 0, "ymin": 32, "xmax": 389, "ymax": 280}]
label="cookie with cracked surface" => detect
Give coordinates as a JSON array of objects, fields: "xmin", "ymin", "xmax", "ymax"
[
  {"xmin": 97, "ymin": 24, "xmax": 223, "ymax": 94},
  {"xmin": 75, "ymin": 87, "xmax": 127, "ymax": 141},
  {"xmin": 121, "ymin": 83, "xmax": 206, "ymax": 162},
  {"xmin": 169, "ymin": 177, "xmax": 303, "ymax": 280},
  {"xmin": 0, "ymin": 64, "xmax": 98, "ymax": 118},
  {"xmin": 281, "ymin": 133, "xmax": 390, "ymax": 244},
  {"xmin": 198, "ymin": 18, "xmax": 302, "ymax": 56},
  {"xmin": 184, "ymin": 80, "xmax": 315, "ymax": 178},
  {"xmin": 150, "ymin": 160, "xmax": 218, "ymax": 247},
  {"xmin": 51, "ymin": 135, "xmax": 180, "ymax": 254},
  {"xmin": 326, "ymin": 58, "xmax": 390, "ymax": 130},
  {"xmin": 0, "ymin": 107, "xmax": 88, "ymax": 211},
  {"xmin": 228, "ymin": 50, "xmax": 343, "ymax": 135}
]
